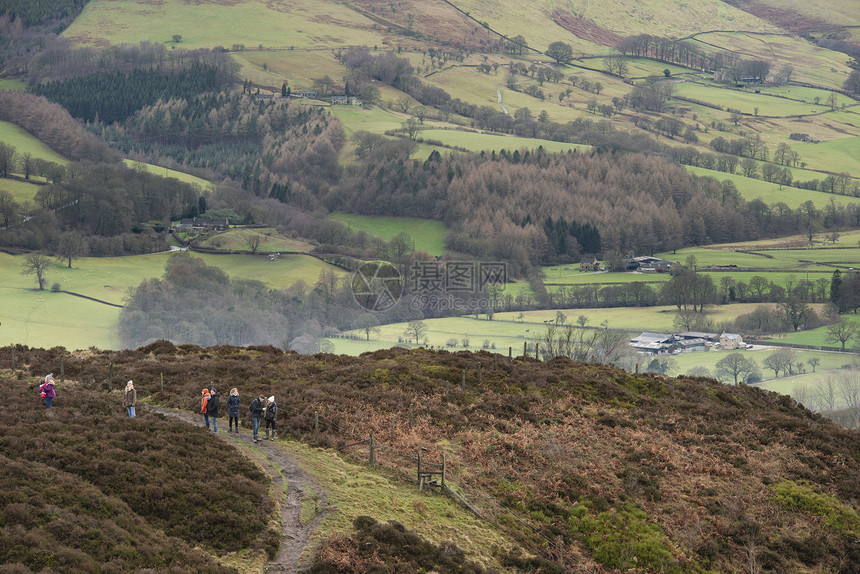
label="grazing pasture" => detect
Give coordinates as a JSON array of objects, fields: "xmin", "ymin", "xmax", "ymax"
[
  {"xmin": 0, "ymin": 120, "xmax": 68, "ymax": 165},
  {"xmin": 328, "ymin": 213, "xmax": 447, "ymax": 256}
]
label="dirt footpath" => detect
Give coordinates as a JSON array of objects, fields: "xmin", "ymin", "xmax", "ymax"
[{"xmin": 145, "ymin": 405, "xmax": 329, "ymax": 573}]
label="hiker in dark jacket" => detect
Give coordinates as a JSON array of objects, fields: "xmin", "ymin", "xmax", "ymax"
[
  {"xmin": 227, "ymin": 388, "xmax": 240, "ymax": 433},
  {"xmin": 264, "ymin": 396, "xmax": 277, "ymax": 441},
  {"xmin": 207, "ymin": 387, "xmax": 220, "ymax": 433},
  {"xmin": 249, "ymin": 394, "xmax": 265, "ymax": 443},
  {"xmin": 123, "ymin": 380, "xmax": 137, "ymax": 418}
]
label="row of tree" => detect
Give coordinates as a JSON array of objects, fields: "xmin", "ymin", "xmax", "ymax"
[{"xmin": 0, "ymin": 90, "xmax": 118, "ymax": 163}]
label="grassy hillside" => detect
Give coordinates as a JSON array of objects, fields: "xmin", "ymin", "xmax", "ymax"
[
  {"xmin": 329, "ymin": 213, "xmax": 447, "ymax": 256},
  {"xmin": 197, "ymin": 227, "xmax": 315, "ymax": 253},
  {"xmin": 63, "ymin": 0, "xmax": 386, "ymax": 49},
  {"xmin": 16, "ymin": 343, "xmax": 858, "ymax": 573},
  {"xmin": 122, "ymin": 159, "xmax": 213, "ymax": 190},
  {"xmin": 0, "ymin": 177, "xmax": 44, "ymax": 204},
  {"xmin": 0, "ymin": 368, "xmax": 274, "ymax": 573},
  {"xmin": 0, "ymin": 119, "xmax": 68, "ymax": 166}
]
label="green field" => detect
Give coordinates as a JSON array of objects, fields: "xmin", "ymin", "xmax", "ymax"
[
  {"xmin": 0, "ymin": 120, "xmax": 67, "ymax": 166},
  {"xmin": 417, "ymin": 128, "xmax": 588, "ymax": 154},
  {"xmin": 789, "ymin": 138, "xmax": 860, "ymax": 180},
  {"xmin": 674, "ymin": 81, "xmax": 833, "ymax": 117},
  {"xmin": 0, "ymin": 178, "xmax": 44, "ymax": 204},
  {"xmin": 0, "ymin": 79, "xmax": 26, "ymax": 91},
  {"xmin": 197, "ymin": 227, "xmax": 314, "ymax": 253},
  {"xmin": 656, "ymin": 245, "xmax": 860, "ymax": 270},
  {"xmin": 689, "ymin": 32, "xmax": 854, "ymax": 90},
  {"xmin": 686, "ymin": 166, "xmax": 860, "ymax": 209},
  {"xmin": 0, "ymin": 251, "xmax": 347, "ymax": 349},
  {"xmin": 327, "ymin": 308, "xmax": 856, "ymax": 391},
  {"xmin": 63, "ymin": 0, "xmax": 385, "ymax": 49},
  {"xmin": 122, "ymin": 159, "xmax": 213, "ymax": 189},
  {"xmin": 329, "ymin": 213, "xmax": 447, "ymax": 256}
]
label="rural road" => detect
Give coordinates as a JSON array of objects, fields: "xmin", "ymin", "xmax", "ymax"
[
  {"xmin": 145, "ymin": 405, "xmax": 329, "ymax": 573},
  {"xmin": 496, "ymin": 87, "xmax": 508, "ymax": 115}
]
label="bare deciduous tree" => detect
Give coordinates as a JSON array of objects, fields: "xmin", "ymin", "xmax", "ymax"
[{"xmin": 21, "ymin": 252, "xmax": 51, "ymax": 290}]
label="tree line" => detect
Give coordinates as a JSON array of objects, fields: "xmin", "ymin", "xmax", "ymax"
[
  {"xmin": 0, "ymin": 90, "xmax": 118, "ymax": 163},
  {"xmin": 1, "ymin": 161, "xmax": 200, "ymax": 256},
  {"xmin": 118, "ymin": 253, "xmax": 417, "ymax": 351}
]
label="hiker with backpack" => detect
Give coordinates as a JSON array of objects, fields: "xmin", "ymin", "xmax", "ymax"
[
  {"xmin": 201, "ymin": 388, "xmax": 211, "ymax": 430},
  {"xmin": 264, "ymin": 396, "xmax": 277, "ymax": 441},
  {"xmin": 208, "ymin": 387, "xmax": 221, "ymax": 433},
  {"xmin": 39, "ymin": 374, "xmax": 56, "ymax": 408},
  {"xmin": 227, "ymin": 388, "xmax": 240, "ymax": 433},
  {"xmin": 123, "ymin": 380, "xmax": 136, "ymax": 418},
  {"xmin": 249, "ymin": 394, "xmax": 264, "ymax": 443}
]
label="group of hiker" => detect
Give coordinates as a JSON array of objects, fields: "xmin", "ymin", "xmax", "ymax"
[
  {"xmin": 38, "ymin": 374, "xmax": 279, "ymax": 442},
  {"xmin": 201, "ymin": 387, "xmax": 278, "ymax": 443}
]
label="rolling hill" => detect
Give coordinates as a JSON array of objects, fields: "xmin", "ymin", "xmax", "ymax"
[{"xmin": 2, "ymin": 343, "xmax": 857, "ymax": 573}]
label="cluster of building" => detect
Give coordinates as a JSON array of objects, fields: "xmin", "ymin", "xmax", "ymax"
[
  {"xmin": 172, "ymin": 218, "xmax": 229, "ymax": 234},
  {"xmin": 629, "ymin": 331, "xmax": 746, "ymax": 355},
  {"xmin": 577, "ymin": 256, "xmax": 677, "ymax": 273}
]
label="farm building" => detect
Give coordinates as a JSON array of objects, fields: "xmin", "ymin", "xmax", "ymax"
[
  {"xmin": 677, "ymin": 331, "xmax": 719, "ymax": 343},
  {"xmin": 719, "ymin": 333, "xmax": 746, "ymax": 349},
  {"xmin": 625, "ymin": 256, "xmax": 674, "ymax": 273},
  {"xmin": 629, "ymin": 332, "xmax": 675, "ymax": 355},
  {"xmin": 175, "ymin": 218, "xmax": 229, "ymax": 234},
  {"xmin": 580, "ymin": 257, "xmax": 599, "ymax": 271},
  {"xmin": 630, "ymin": 331, "xmax": 718, "ymax": 355}
]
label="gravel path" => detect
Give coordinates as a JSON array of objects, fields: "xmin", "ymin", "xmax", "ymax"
[{"xmin": 145, "ymin": 405, "xmax": 329, "ymax": 573}]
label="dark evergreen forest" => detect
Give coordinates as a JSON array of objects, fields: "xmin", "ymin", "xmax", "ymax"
[
  {"xmin": 0, "ymin": 0, "xmax": 89, "ymax": 27},
  {"xmin": 33, "ymin": 63, "xmax": 226, "ymax": 123}
]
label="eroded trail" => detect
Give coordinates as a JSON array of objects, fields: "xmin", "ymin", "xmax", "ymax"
[{"xmin": 146, "ymin": 406, "xmax": 329, "ymax": 573}]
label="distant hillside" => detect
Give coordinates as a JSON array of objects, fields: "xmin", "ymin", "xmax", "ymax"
[{"xmin": 4, "ymin": 343, "xmax": 858, "ymax": 573}]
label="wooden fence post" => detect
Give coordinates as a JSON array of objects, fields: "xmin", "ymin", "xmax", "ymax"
[
  {"xmin": 60, "ymin": 355, "xmax": 64, "ymax": 383},
  {"xmin": 478, "ymin": 362, "xmax": 482, "ymax": 386},
  {"xmin": 314, "ymin": 411, "xmax": 319, "ymax": 442},
  {"xmin": 508, "ymin": 346, "xmax": 512, "ymax": 360},
  {"xmin": 160, "ymin": 372, "xmax": 164, "ymax": 393},
  {"xmin": 409, "ymin": 401, "xmax": 414, "ymax": 429},
  {"xmin": 635, "ymin": 363, "xmax": 639, "ymax": 374},
  {"xmin": 369, "ymin": 430, "xmax": 375, "ymax": 464},
  {"xmin": 390, "ymin": 416, "xmax": 395, "ymax": 443},
  {"xmin": 417, "ymin": 449, "xmax": 423, "ymax": 489},
  {"xmin": 445, "ymin": 381, "xmax": 449, "ymax": 403},
  {"xmin": 108, "ymin": 362, "xmax": 113, "ymax": 391},
  {"xmin": 523, "ymin": 341, "xmax": 527, "ymax": 358},
  {"xmin": 461, "ymin": 369, "xmax": 466, "ymax": 392},
  {"xmin": 535, "ymin": 343, "xmax": 540, "ymax": 360},
  {"xmin": 442, "ymin": 453, "xmax": 446, "ymax": 489}
]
